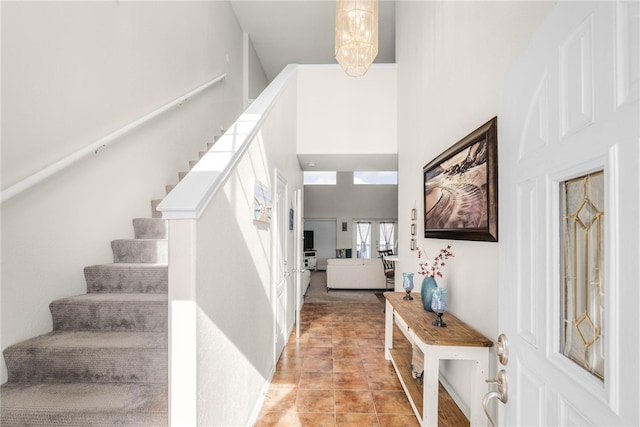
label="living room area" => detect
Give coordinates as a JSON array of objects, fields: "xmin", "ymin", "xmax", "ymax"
[{"xmin": 301, "ymin": 169, "xmax": 398, "ymax": 298}]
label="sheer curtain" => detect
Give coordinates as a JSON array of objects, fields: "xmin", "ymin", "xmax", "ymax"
[
  {"xmin": 356, "ymin": 222, "xmax": 372, "ymax": 259},
  {"xmin": 379, "ymin": 222, "xmax": 395, "ymax": 252}
]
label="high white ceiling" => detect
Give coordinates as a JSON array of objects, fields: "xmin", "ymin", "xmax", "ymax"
[
  {"xmin": 230, "ymin": 0, "xmax": 397, "ymax": 172},
  {"xmin": 230, "ymin": 0, "xmax": 396, "ymax": 81}
]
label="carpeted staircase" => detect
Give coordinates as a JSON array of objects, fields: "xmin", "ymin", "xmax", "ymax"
[{"xmin": 0, "ymin": 141, "xmax": 216, "ymax": 426}]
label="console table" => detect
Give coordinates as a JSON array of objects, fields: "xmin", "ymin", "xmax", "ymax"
[{"xmin": 384, "ymin": 292, "xmax": 493, "ymax": 426}]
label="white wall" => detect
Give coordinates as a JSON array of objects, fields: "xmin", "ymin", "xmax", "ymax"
[
  {"xmin": 395, "ymin": 0, "xmax": 553, "ymax": 414},
  {"xmin": 248, "ymin": 36, "xmax": 269, "ymax": 100},
  {"xmin": 296, "ymin": 65, "xmax": 398, "ymax": 263},
  {"xmin": 164, "ymin": 68, "xmax": 302, "ymax": 426},
  {"xmin": 1, "ymin": 1, "xmax": 245, "ymax": 383},
  {"xmin": 304, "ymin": 219, "xmax": 337, "ymax": 270},
  {"xmin": 296, "ymin": 65, "xmax": 397, "ymax": 155}
]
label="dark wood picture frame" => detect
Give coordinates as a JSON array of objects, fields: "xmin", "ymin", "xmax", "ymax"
[{"xmin": 423, "ymin": 117, "xmax": 498, "ymax": 242}]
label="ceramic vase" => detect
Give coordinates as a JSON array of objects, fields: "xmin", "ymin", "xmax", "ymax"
[{"xmin": 421, "ymin": 275, "xmax": 438, "ymax": 311}]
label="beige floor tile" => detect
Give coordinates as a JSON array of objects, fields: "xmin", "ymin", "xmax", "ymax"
[
  {"xmin": 255, "ymin": 286, "xmax": 467, "ymax": 427},
  {"xmin": 295, "ymin": 389, "xmax": 335, "ymax": 413},
  {"xmin": 335, "ymin": 390, "xmax": 376, "ymax": 414},
  {"xmin": 336, "ymin": 413, "xmax": 380, "ymax": 426},
  {"xmin": 333, "ymin": 371, "xmax": 370, "ymax": 390},
  {"xmin": 298, "ymin": 371, "xmax": 334, "ymax": 390}
]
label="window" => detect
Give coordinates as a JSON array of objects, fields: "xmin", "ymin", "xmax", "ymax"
[
  {"xmin": 353, "ymin": 171, "xmax": 397, "ymax": 185},
  {"xmin": 303, "ymin": 171, "xmax": 337, "ymax": 185},
  {"xmin": 353, "ymin": 220, "xmax": 397, "ymax": 259},
  {"xmin": 561, "ymin": 170, "xmax": 604, "ymax": 380}
]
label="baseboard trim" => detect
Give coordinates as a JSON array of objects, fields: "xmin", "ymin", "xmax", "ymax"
[
  {"xmin": 439, "ymin": 374, "xmax": 471, "ymax": 421},
  {"xmin": 249, "ymin": 322, "xmax": 294, "ymax": 426},
  {"xmin": 247, "ymin": 365, "xmax": 275, "ymax": 427}
]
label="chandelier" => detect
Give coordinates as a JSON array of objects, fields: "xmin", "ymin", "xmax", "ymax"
[{"xmin": 335, "ymin": 0, "xmax": 379, "ymax": 77}]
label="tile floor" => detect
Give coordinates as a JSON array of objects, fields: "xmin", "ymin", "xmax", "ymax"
[{"xmin": 255, "ymin": 302, "xmax": 420, "ymax": 427}]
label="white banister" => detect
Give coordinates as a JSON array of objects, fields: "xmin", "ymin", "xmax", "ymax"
[
  {"xmin": 1, "ymin": 73, "xmax": 227, "ymax": 204},
  {"xmin": 157, "ymin": 65, "xmax": 298, "ymax": 220}
]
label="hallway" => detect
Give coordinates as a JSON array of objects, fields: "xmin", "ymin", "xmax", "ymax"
[{"xmin": 255, "ymin": 300, "xmax": 469, "ymax": 426}]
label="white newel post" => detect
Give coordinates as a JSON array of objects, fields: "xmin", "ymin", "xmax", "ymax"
[{"xmin": 168, "ymin": 219, "xmax": 198, "ymax": 426}]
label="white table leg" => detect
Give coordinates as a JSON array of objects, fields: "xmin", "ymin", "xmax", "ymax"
[
  {"xmin": 470, "ymin": 350, "xmax": 490, "ymax": 427},
  {"xmin": 423, "ymin": 345, "xmax": 439, "ymax": 426},
  {"xmin": 384, "ymin": 299, "xmax": 393, "ymax": 360}
]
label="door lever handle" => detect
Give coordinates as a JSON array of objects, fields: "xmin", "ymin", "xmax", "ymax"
[
  {"xmin": 483, "ymin": 369, "xmax": 508, "ymax": 427},
  {"xmin": 496, "ymin": 333, "xmax": 509, "ymax": 366}
]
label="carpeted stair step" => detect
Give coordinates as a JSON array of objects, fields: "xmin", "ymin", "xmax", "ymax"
[
  {"xmin": 151, "ymin": 199, "xmax": 162, "ymax": 218},
  {"xmin": 50, "ymin": 294, "xmax": 167, "ymax": 332},
  {"xmin": 4, "ymin": 331, "xmax": 167, "ymax": 384},
  {"xmin": 188, "ymin": 160, "xmax": 198, "ymax": 169},
  {"xmin": 111, "ymin": 239, "xmax": 168, "ymax": 264},
  {"xmin": 165, "ymin": 184, "xmax": 175, "ymax": 194},
  {"xmin": 0, "ymin": 382, "xmax": 167, "ymax": 426},
  {"xmin": 198, "ymin": 151, "xmax": 207, "ymax": 159},
  {"xmin": 84, "ymin": 264, "xmax": 167, "ymax": 293},
  {"xmin": 178, "ymin": 171, "xmax": 187, "ymax": 181},
  {"xmin": 132, "ymin": 218, "xmax": 167, "ymax": 239}
]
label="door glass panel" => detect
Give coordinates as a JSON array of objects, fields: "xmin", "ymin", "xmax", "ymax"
[
  {"xmin": 561, "ymin": 170, "xmax": 604, "ymax": 380},
  {"xmin": 356, "ymin": 222, "xmax": 372, "ymax": 259}
]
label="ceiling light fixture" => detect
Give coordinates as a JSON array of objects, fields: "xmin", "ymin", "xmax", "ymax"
[{"xmin": 335, "ymin": 0, "xmax": 378, "ymax": 77}]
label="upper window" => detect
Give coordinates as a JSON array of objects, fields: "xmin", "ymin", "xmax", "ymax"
[
  {"xmin": 353, "ymin": 171, "xmax": 398, "ymax": 185},
  {"xmin": 304, "ymin": 171, "xmax": 337, "ymax": 185}
]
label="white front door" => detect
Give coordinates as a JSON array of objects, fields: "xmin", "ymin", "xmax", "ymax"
[
  {"xmin": 274, "ymin": 170, "xmax": 288, "ymax": 361},
  {"xmin": 499, "ymin": 2, "xmax": 638, "ymax": 426}
]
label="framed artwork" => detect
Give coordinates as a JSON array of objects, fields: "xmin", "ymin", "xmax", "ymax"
[
  {"xmin": 289, "ymin": 209, "xmax": 294, "ymax": 230},
  {"xmin": 253, "ymin": 180, "xmax": 272, "ymax": 223},
  {"xmin": 423, "ymin": 117, "xmax": 498, "ymax": 242}
]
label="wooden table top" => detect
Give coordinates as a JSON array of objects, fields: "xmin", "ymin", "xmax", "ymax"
[{"xmin": 384, "ymin": 292, "xmax": 494, "ymax": 348}]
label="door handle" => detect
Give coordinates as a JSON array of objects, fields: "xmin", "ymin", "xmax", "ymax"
[
  {"xmin": 482, "ymin": 334, "xmax": 509, "ymax": 426},
  {"xmin": 483, "ymin": 369, "xmax": 508, "ymax": 427},
  {"xmin": 496, "ymin": 333, "xmax": 509, "ymax": 366}
]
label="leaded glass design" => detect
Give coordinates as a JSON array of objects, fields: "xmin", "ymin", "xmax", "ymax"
[{"xmin": 561, "ymin": 170, "xmax": 604, "ymax": 380}]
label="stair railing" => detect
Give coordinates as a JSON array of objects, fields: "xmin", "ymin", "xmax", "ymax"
[
  {"xmin": 157, "ymin": 65, "xmax": 297, "ymax": 220},
  {"xmin": 0, "ymin": 73, "xmax": 227, "ymax": 204}
]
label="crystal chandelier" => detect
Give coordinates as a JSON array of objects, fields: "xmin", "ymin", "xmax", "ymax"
[{"xmin": 335, "ymin": 0, "xmax": 378, "ymax": 77}]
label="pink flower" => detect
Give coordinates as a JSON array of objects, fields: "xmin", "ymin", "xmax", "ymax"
[{"xmin": 416, "ymin": 245, "xmax": 454, "ymax": 278}]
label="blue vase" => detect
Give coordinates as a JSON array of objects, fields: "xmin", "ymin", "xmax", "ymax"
[
  {"xmin": 402, "ymin": 272, "xmax": 414, "ymax": 300},
  {"xmin": 421, "ymin": 276, "xmax": 438, "ymax": 311}
]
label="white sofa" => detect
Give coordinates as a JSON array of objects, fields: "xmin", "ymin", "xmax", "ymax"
[{"xmin": 326, "ymin": 258, "xmax": 388, "ymax": 290}]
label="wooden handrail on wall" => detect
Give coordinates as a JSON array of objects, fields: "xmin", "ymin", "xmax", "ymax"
[{"xmin": 1, "ymin": 73, "xmax": 227, "ymax": 204}]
